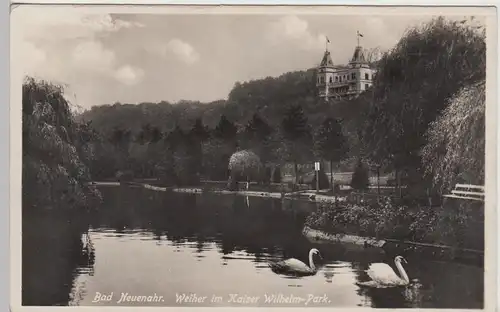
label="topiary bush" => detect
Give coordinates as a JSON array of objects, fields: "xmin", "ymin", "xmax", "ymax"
[
  {"xmin": 310, "ymin": 168, "xmax": 330, "ymax": 190},
  {"xmin": 350, "ymin": 159, "xmax": 369, "ymax": 191}
]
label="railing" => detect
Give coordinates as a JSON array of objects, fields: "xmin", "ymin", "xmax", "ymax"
[{"xmin": 443, "ymin": 184, "xmax": 485, "ymax": 202}]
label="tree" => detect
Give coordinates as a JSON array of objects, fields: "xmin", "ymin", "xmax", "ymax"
[
  {"xmin": 189, "ymin": 118, "xmax": 210, "ymax": 177},
  {"xmin": 22, "ymin": 77, "xmax": 102, "ymax": 210},
  {"xmin": 242, "ymin": 113, "xmax": 273, "ymax": 163},
  {"xmin": 214, "ymin": 115, "xmax": 237, "ymax": 142},
  {"xmin": 350, "ymin": 159, "xmax": 369, "ymax": 191},
  {"xmin": 190, "ymin": 118, "xmax": 210, "ymax": 142},
  {"xmin": 314, "ymin": 117, "xmax": 349, "ymax": 192},
  {"xmin": 362, "ymin": 17, "xmax": 486, "ymax": 187},
  {"xmin": 149, "ymin": 126, "xmax": 162, "ymax": 143},
  {"xmin": 136, "ymin": 124, "xmax": 152, "ymax": 144},
  {"xmin": 201, "ymin": 115, "xmax": 239, "ymax": 180},
  {"xmin": 243, "ymin": 113, "xmax": 272, "ymax": 143},
  {"xmin": 281, "ymin": 104, "xmax": 313, "ymax": 187},
  {"xmin": 422, "ymin": 80, "xmax": 485, "ymax": 193},
  {"xmin": 227, "ymin": 150, "xmax": 263, "ymax": 190}
]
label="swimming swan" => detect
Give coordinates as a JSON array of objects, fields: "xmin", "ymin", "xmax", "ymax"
[
  {"xmin": 269, "ymin": 248, "xmax": 322, "ymax": 276},
  {"xmin": 357, "ymin": 256, "xmax": 410, "ymax": 287}
]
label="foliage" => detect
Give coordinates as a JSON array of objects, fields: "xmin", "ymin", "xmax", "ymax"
[
  {"xmin": 281, "ymin": 105, "xmax": 313, "ymax": 177},
  {"xmin": 22, "ymin": 77, "xmax": 102, "ymax": 210},
  {"xmin": 314, "ymin": 117, "xmax": 349, "ymax": 162},
  {"xmin": 305, "ymin": 196, "xmax": 484, "ymax": 250},
  {"xmin": 240, "ymin": 113, "xmax": 274, "ymax": 164},
  {"xmin": 228, "ymin": 150, "xmax": 262, "ymax": 179},
  {"xmin": 422, "ymin": 81, "xmax": 485, "ymax": 192},
  {"xmin": 363, "ymin": 17, "xmax": 486, "ymax": 176},
  {"xmin": 214, "ymin": 115, "xmax": 237, "ymax": 141},
  {"xmin": 190, "ymin": 118, "xmax": 210, "ymax": 142},
  {"xmin": 350, "ymin": 159, "xmax": 370, "ymax": 190}
]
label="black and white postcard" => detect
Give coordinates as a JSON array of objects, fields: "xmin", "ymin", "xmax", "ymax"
[{"xmin": 9, "ymin": 4, "xmax": 498, "ymax": 311}]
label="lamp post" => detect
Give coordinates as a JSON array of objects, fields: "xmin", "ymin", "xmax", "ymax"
[{"xmin": 315, "ymin": 161, "xmax": 320, "ymax": 194}]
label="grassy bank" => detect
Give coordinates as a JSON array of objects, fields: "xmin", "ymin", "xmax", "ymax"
[{"xmin": 304, "ymin": 196, "xmax": 484, "ymax": 252}]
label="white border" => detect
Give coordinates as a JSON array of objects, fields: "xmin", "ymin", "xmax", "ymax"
[
  {"xmin": 7, "ymin": 1, "xmax": 500, "ymax": 6},
  {"xmin": 9, "ymin": 3, "xmax": 499, "ymax": 312}
]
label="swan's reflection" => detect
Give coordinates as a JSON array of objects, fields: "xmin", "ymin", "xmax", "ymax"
[
  {"xmin": 356, "ymin": 281, "xmax": 424, "ymax": 308},
  {"xmin": 323, "ymin": 269, "xmax": 335, "ymax": 283}
]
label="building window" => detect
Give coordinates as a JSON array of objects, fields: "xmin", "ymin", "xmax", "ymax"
[
  {"xmin": 351, "ymin": 73, "xmax": 356, "ymax": 80},
  {"xmin": 335, "ymin": 76, "xmax": 339, "ymax": 82},
  {"xmin": 329, "ymin": 77, "xmax": 333, "ymax": 83},
  {"xmin": 365, "ymin": 73, "xmax": 369, "ymax": 80},
  {"xmin": 365, "ymin": 84, "xmax": 369, "ymax": 89}
]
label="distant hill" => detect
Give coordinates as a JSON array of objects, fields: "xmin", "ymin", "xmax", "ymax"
[{"xmin": 78, "ymin": 68, "xmax": 367, "ymax": 141}]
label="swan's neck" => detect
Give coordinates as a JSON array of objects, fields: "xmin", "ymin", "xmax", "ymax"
[
  {"xmin": 395, "ymin": 260, "xmax": 410, "ymax": 284},
  {"xmin": 308, "ymin": 251, "xmax": 316, "ymax": 271}
]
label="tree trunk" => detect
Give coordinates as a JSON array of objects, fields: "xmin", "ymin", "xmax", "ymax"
[
  {"xmin": 397, "ymin": 169, "xmax": 402, "ymax": 198},
  {"xmin": 294, "ymin": 161, "xmax": 298, "ymax": 191},
  {"xmin": 330, "ymin": 160, "xmax": 334, "ymax": 193},
  {"xmin": 395, "ymin": 167, "xmax": 399, "ymax": 197},
  {"xmin": 377, "ymin": 167, "xmax": 380, "ymax": 195}
]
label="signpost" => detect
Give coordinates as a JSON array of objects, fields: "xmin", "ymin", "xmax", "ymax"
[{"xmin": 314, "ymin": 161, "xmax": 320, "ymax": 194}]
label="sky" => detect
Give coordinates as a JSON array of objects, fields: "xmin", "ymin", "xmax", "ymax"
[{"xmin": 12, "ymin": 6, "xmax": 486, "ymax": 110}]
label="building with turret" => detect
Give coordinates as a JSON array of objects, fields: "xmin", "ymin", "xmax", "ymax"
[{"xmin": 316, "ymin": 37, "xmax": 377, "ymax": 101}]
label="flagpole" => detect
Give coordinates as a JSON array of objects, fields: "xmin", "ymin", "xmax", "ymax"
[{"xmin": 357, "ymin": 31, "xmax": 360, "ymax": 46}]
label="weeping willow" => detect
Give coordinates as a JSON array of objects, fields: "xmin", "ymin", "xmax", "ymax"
[
  {"xmin": 421, "ymin": 80, "xmax": 485, "ymax": 193},
  {"xmin": 364, "ymin": 17, "xmax": 486, "ymax": 172},
  {"xmin": 22, "ymin": 77, "xmax": 102, "ymax": 210},
  {"xmin": 228, "ymin": 150, "xmax": 262, "ymax": 181}
]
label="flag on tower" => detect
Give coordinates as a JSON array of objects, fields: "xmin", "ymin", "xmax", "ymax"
[
  {"xmin": 326, "ymin": 36, "xmax": 330, "ymax": 43},
  {"xmin": 357, "ymin": 31, "xmax": 364, "ymax": 37}
]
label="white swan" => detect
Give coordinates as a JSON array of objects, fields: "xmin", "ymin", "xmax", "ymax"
[
  {"xmin": 269, "ymin": 248, "xmax": 322, "ymax": 276},
  {"xmin": 357, "ymin": 256, "xmax": 410, "ymax": 287}
]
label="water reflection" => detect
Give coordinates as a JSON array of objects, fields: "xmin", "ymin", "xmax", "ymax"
[
  {"xmin": 22, "ymin": 187, "xmax": 483, "ymax": 308},
  {"xmin": 22, "ymin": 209, "xmax": 95, "ymax": 306}
]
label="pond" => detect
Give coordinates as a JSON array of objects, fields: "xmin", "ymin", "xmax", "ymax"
[{"xmin": 22, "ymin": 186, "xmax": 484, "ymax": 308}]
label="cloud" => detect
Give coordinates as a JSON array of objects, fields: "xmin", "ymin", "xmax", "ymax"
[
  {"xmin": 267, "ymin": 15, "xmax": 326, "ymax": 51},
  {"xmin": 18, "ymin": 41, "xmax": 47, "ymax": 77},
  {"xmin": 165, "ymin": 38, "xmax": 200, "ymax": 65},
  {"xmin": 113, "ymin": 65, "xmax": 145, "ymax": 86},
  {"xmin": 71, "ymin": 41, "xmax": 117, "ymax": 74},
  {"xmin": 14, "ymin": 7, "xmax": 145, "ymax": 86}
]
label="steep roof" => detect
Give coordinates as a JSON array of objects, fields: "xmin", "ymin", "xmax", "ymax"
[
  {"xmin": 349, "ymin": 46, "xmax": 368, "ymax": 65},
  {"xmin": 319, "ymin": 50, "xmax": 334, "ymax": 67}
]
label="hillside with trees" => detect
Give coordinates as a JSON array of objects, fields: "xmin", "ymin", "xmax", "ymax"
[{"xmin": 78, "ymin": 68, "xmax": 359, "ymax": 136}]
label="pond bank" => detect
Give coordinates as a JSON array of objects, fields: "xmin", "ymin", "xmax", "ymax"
[
  {"xmin": 89, "ymin": 181, "xmax": 346, "ymax": 202},
  {"xmin": 303, "ymin": 225, "xmax": 484, "ymax": 267}
]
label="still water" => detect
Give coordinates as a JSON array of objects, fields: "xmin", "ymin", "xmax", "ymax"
[{"xmin": 22, "ymin": 186, "xmax": 484, "ymax": 308}]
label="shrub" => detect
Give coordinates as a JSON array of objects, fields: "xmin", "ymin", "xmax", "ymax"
[
  {"xmin": 310, "ymin": 169, "xmax": 330, "ymax": 190},
  {"xmin": 350, "ymin": 159, "xmax": 369, "ymax": 190},
  {"xmin": 305, "ymin": 196, "xmax": 483, "ymax": 250}
]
